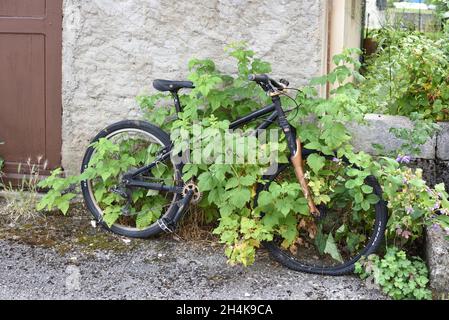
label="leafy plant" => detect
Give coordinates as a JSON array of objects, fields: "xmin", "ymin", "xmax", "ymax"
[
  {"xmin": 374, "ymin": 158, "xmax": 449, "ymax": 244},
  {"xmin": 361, "ymin": 29, "xmax": 449, "ymax": 121},
  {"xmin": 355, "ymin": 247, "xmax": 432, "ymax": 300},
  {"xmin": 37, "ymin": 44, "xmax": 449, "ymax": 275},
  {"xmin": 38, "ymin": 135, "xmax": 174, "ymax": 231},
  {"xmin": 388, "ymin": 113, "xmax": 441, "ymax": 157},
  {"xmin": 359, "ymin": 27, "xmax": 448, "ymax": 157}
]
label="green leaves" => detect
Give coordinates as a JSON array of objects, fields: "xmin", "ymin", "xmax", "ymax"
[
  {"xmin": 225, "ymin": 175, "xmax": 256, "ymax": 190},
  {"xmin": 103, "ymin": 206, "xmax": 121, "ymax": 228},
  {"xmin": 324, "ymin": 234, "xmax": 343, "ymax": 263},
  {"xmin": 227, "ymin": 188, "xmax": 251, "ymax": 208},
  {"xmin": 307, "ymin": 154, "xmax": 325, "ymax": 174},
  {"xmin": 361, "ymin": 29, "xmax": 449, "ymax": 121},
  {"xmin": 355, "ymin": 247, "xmax": 432, "ymax": 300},
  {"xmin": 36, "ymin": 169, "xmax": 79, "ymax": 215},
  {"xmin": 361, "ymin": 185, "xmax": 373, "ymax": 194},
  {"xmin": 136, "ymin": 203, "xmax": 163, "ymax": 230},
  {"xmin": 198, "ymin": 172, "xmax": 218, "ymax": 192},
  {"xmin": 256, "ymin": 191, "xmax": 272, "ymax": 207},
  {"xmin": 322, "ymin": 123, "xmax": 350, "ymax": 149}
]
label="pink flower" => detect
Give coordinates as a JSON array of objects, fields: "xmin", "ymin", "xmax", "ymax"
[
  {"xmin": 402, "ymin": 230, "xmax": 412, "ymax": 239},
  {"xmin": 433, "ymin": 202, "xmax": 440, "ymax": 210},
  {"xmin": 396, "ymin": 155, "xmax": 411, "ymax": 164}
]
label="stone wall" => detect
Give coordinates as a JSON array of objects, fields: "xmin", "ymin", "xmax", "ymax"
[
  {"xmin": 62, "ymin": 0, "xmax": 326, "ymax": 174},
  {"xmin": 347, "ymin": 114, "xmax": 449, "ymax": 188}
]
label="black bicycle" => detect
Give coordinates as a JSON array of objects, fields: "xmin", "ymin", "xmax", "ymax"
[{"xmin": 80, "ymin": 75, "xmax": 388, "ymax": 275}]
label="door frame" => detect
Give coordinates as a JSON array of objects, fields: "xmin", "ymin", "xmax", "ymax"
[{"xmin": 0, "ymin": 0, "xmax": 62, "ymax": 183}]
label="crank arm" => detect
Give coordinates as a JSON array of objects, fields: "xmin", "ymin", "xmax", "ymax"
[{"xmin": 157, "ymin": 190, "xmax": 194, "ymax": 233}]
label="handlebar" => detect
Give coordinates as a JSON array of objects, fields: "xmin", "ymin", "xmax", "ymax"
[{"xmin": 248, "ymin": 74, "xmax": 289, "ymax": 92}]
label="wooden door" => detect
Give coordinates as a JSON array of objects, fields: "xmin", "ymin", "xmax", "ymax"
[{"xmin": 0, "ymin": 0, "xmax": 62, "ymax": 182}]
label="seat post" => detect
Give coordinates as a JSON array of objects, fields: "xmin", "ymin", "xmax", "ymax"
[{"xmin": 171, "ymin": 91, "xmax": 182, "ymax": 114}]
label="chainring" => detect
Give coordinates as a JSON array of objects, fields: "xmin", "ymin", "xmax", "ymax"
[{"xmin": 182, "ymin": 181, "xmax": 202, "ymax": 204}]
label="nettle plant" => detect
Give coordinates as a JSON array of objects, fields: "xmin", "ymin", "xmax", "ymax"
[{"xmin": 38, "ymin": 44, "xmax": 449, "ymax": 273}]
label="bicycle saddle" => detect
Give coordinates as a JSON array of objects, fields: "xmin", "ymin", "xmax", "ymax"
[{"xmin": 153, "ymin": 79, "xmax": 194, "ymax": 92}]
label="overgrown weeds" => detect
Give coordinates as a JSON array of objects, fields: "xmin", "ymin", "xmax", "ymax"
[{"xmin": 0, "ymin": 157, "xmax": 47, "ymax": 224}]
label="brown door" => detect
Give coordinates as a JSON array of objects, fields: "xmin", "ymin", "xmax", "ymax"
[{"xmin": 0, "ymin": 0, "xmax": 62, "ymax": 183}]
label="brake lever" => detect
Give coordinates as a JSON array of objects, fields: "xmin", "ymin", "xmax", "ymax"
[
  {"xmin": 268, "ymin": 83, "xmax": 286, "ymax": 97},
  {"xmin": 279, "ymin": 79, "xmax": 290, "ymax": 87}
]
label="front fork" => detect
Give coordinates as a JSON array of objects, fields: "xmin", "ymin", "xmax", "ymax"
[{"xmin": 273, "ymin": 96, "xmax": 320, "ymax": 216}]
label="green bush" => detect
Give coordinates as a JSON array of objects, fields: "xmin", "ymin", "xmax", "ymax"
[{"xmin": 361, "ymin": 29, "xmax": 449, "ymax": 121}]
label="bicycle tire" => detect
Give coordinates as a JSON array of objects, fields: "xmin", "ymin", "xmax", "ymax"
[
  {"xmin": 80, "ymin": 120, "xmax": 183, "ymax": 238},
  {"xmin": 257, "ymin": 155, "xmax": 388, "ymax": 276}
]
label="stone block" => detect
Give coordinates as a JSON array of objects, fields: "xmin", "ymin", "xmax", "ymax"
[
  {"xmin": 426, "ymin": 225, "xmax": 449, "ymax": 293},
  {"xmin": 347, "ymin": 114, "xmax": 436, "ymax": 159}
]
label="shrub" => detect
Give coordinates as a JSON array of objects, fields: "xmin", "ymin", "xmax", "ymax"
[{"xmin": 361, "ymin": 30, "xmax": 449, "ymax": 121}]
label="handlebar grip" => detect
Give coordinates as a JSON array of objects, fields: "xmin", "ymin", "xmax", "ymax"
[
  {"xmin": 248, "ymin": 74, "xmax": 269, "ymax": 82},
  {"xmin": 248, "ymin": 74, "xmax": 288, "ymax": 92}
]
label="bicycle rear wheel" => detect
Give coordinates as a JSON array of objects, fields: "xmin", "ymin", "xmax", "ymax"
[
  {"xmin": 256, "ymin": 154, "xmax": 388, "ymax": 275},
  {"xmin": 80, "ymin": 120, "xmax": 183, "ymax": 238}
]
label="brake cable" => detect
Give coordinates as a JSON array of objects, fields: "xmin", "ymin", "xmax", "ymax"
[{"xmin": 280, "ymin": 89, "xmax": 302, "ymax": 120}]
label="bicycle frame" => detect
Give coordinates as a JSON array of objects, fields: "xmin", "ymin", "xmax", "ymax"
[
  {"xmin": 123, "ymin": 102, "xmax": 280, "ymax": 191},
  {"xmin": 122, "ymin": 94, "xmax": 319, "ymax": 216}
]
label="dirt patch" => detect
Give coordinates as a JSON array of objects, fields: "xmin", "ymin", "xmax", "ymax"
[
  {"xmin": 0, "ymin": 203, "xmax": 144, "ymax": 255},
  {"xmin": 0, "ymin": 200, "xmax": 218, "ymax": 256}
]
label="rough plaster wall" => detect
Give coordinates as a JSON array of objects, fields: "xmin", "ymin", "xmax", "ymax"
[{"xmin": 62, "ymin": 0, "xmax": 325, "ymax": 174}]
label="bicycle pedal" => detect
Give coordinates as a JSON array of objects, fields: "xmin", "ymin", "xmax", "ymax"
[{"xmin": 111, "ymin": 186, "xmax": 128, "ymax": 198}]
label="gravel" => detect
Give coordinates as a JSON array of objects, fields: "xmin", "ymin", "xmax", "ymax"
[{"xmin": 0, "ymin": 238, "xmax": 387, "ymax": 300}]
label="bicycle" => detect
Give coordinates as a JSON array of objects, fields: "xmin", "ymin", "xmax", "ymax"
[{"xmin": 80, "ymin": 74, "xmax": 388, "ymax": 275}]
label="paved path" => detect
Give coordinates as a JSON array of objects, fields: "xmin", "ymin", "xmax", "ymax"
[{"xmin": 0, "ymin": 238, "xmax": 386, "ymax": 300}]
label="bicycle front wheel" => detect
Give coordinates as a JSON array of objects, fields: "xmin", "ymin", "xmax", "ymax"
[{"xmin": 256, "ymin": 154, "xmax": 388, "ymax": 276}]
